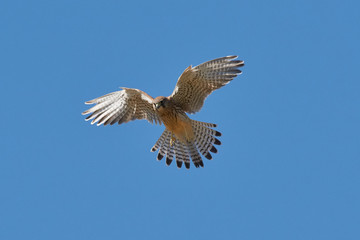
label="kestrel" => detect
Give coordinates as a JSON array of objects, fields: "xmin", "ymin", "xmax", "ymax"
[{"xmin": 82, "ymin": 56, "xmax": 244, "ymax": 169}]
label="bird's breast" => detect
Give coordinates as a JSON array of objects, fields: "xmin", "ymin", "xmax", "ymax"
[{"xmin": 158, "ymin": 108, "xmax": 194, "ymax": 143}]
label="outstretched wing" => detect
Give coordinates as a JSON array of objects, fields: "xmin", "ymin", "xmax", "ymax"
[
  {"xmin": 82, "ymin": 87, "xmax": 161, "ymax": 126},
  {"xmin": 169, "ymin": 56, "xmax": 244, "ymax": 113}
]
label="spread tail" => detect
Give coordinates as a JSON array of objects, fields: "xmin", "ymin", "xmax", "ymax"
[{"xmin": 150, "ymin": 120, "xmax": 221, "ymax": 169}]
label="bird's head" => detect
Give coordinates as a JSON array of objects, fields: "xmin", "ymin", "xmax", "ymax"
[{"xmin": 153, "ymin": 96, "xmax": 168, "ymax": 111}]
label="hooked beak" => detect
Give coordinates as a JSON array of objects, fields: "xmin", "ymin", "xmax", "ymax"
[{"xmin": 154, "ymin": 102, "xmax": 161, "ymax": 109}]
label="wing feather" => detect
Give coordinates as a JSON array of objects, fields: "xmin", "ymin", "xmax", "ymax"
[
  {"xmin": 169, "ymin": 56, "xmax": 244, "ymax": 113},
  {"xmin": 82, "ymin": 87, "xmax": 161, "ymax": 126}
]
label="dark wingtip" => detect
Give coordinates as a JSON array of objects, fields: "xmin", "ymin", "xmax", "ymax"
[
  {"xmin": 215, "ymin": 131, "xmax": 221, "ymax": 137},
  {"xmin": 210, "ymin": 146, "xmax": 217, "ymax": 153},
  {"xmin": 150, "ymin": 147, "xmax": 156, "ymax": 152},
  {"xmin": 157, "ymin": 153, "xmax": 164, "ymax": 161},
  {"xmin": 85, "ymin": 114, "xmax": 93, "ymax": 121},
  {"xmin": 227, "ymin": 55, "xmax": 237, "ymax": 59},
  {"xmin": 232, "ymin": 60, "xmax": 245, "ymax": 67}
]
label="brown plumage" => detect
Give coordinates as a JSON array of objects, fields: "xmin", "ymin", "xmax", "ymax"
[{"xmin": 82, "ymin": 56, "xmax": 244, "ymax": 169}]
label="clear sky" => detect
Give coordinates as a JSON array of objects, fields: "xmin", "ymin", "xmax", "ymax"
[{"xmin": 1, "ymin": 0, "xmax": 359, "ymax": 239}]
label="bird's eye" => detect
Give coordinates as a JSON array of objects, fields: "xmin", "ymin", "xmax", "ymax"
[{"xmin": 154, "ymin": 102, "xmax": 162, "ymax": 109}]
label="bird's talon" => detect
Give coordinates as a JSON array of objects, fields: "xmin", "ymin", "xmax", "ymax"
[{"xmin": 170, "ymin": 135, "xmax": 176, "ymax": 146}]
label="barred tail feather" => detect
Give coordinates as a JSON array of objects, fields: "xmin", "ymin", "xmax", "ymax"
[
  {"xmin": 177, "ymin": 143, "xmax": 190, "ymax": 169},
  {"xmin": 165, "ymin": 144, "xmax": 175, "ymax": 166},
  {"xmin": 191, "ymin": 120, "xmax": 221, "ymax": 161},
  {"xmin": 186, "ymin": 142, "xmax": 203, "ymax": 168},
  {"xmin": 151, "ymin": 120, "xmax": 221, "ymax": 169},
  {"xmin": 157, "ymin": 131, "xmax": 172, "ymax": 161},
  {"xmin": 150, "ymin": 129, "xmax": 169, "ymax": 153}
]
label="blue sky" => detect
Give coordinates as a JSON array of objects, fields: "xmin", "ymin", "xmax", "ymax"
[{"xmin": 1, "ymin": 0, "xmax": 359, "ymax": 239}]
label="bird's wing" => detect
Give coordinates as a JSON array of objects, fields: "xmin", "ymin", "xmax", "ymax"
[
  {"xmin": 169, "ymin": 56, "xmax": 244, "ymax": 113},
  {"xmin": 82, "ymin": 87, "xmax": 161, "ymax": 126}
]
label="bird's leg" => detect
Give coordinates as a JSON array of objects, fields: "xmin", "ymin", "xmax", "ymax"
[{"xmin": 170, "ymin": 133, "xmax": 176, "ymax": 146}]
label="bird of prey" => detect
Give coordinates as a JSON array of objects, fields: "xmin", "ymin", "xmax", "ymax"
[{"xmin": 82, "ymin": 56, "xmax": 244, "ymax": 169}]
